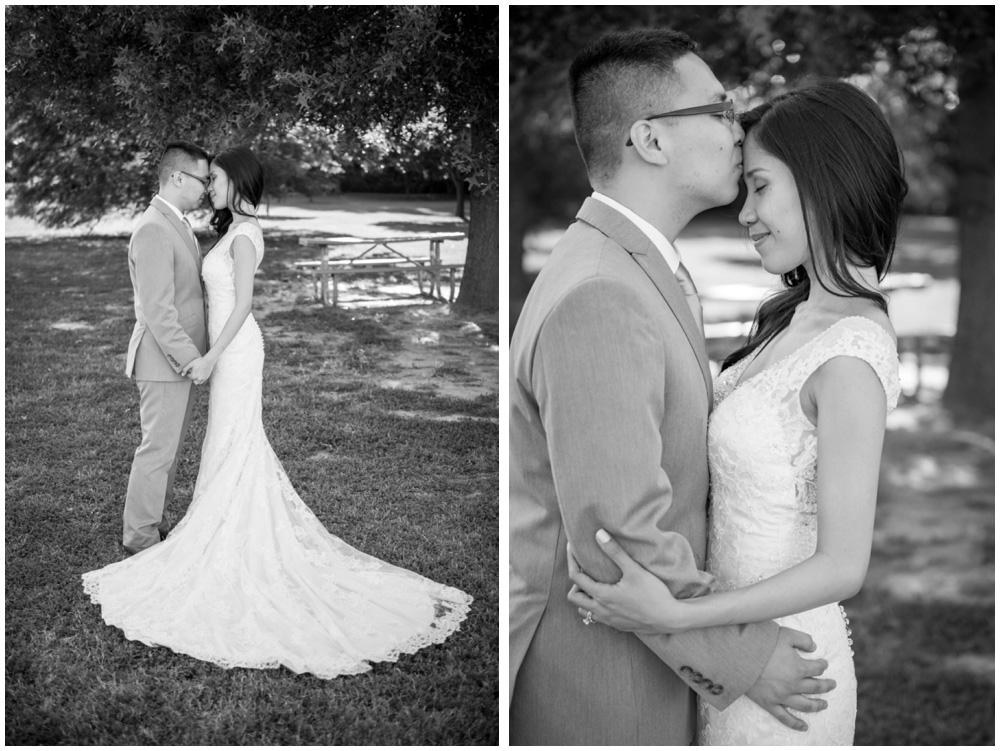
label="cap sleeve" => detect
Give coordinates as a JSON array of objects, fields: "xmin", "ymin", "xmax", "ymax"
[
  {"xmin": 234, "ymin": 222, "xmax": 265, "ymax": 268},
  {"xmin": 797, "ymin": 317, "xmax": 901, "ymax": 413}
]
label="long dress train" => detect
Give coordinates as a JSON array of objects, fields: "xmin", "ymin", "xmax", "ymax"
[{"xmin": 83, "ymin": 222, "xmax": 472, "ymax": 678}]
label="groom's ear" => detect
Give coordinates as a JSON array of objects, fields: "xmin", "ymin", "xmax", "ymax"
[{"xmin": 628, "ymin": 122, "xmax": 671, "ymax": 167}]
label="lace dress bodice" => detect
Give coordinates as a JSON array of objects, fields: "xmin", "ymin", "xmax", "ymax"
[
  {"xmin": 202, "ymin": 222, "xmax": 264, "ymax": 342},
  {"xmin": 707, "ymin": 316, "xmax": 900, "ymax": 592},
  {"xmin": 699, "ymin": 316, "xmax": 900, "ymax": 745}
]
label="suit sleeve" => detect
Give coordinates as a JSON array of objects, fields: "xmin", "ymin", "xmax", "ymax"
[
  {"xmin": 534, "ymin": 276, "xmax": 778, "ymax": 710},
  {"xmin": 132, "ymin": 224, "xmax": 201, "ymax": 374}
]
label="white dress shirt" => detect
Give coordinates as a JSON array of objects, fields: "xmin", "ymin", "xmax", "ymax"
[
  {"xmin": 591, "ymin": 191, "xmax": 681, "ymax": 273},
  {"xmin": 157, "ymin": 194, "xmax": 187, "ymax": 223},
  {"xmin": 156, "ymin": 194, "xmax": 198, "ymax": 248}
]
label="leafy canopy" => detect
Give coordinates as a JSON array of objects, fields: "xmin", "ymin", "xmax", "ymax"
[{"xmin": 6, "ymin": 5, "xmax": 498, "ymax": 225}]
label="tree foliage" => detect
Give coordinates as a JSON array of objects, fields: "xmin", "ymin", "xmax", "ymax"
[
  {"xmin": 6, "ymin": 5, "xmax": 498, "ymax": 310},
  {"xmin": 510, "ymin": 5, "xmax": 993, "ymax": 414}
]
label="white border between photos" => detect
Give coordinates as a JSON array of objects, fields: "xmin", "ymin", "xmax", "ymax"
[{"xmin": 499, "ymin": 3, "xmax": 511, "ymax": 747}]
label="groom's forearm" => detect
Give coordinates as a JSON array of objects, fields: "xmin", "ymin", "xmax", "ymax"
[{"xmin": 639, "ymin": 620, "xmax": 779, "ymax": 710}]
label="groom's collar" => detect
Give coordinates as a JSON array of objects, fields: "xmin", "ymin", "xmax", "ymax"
[
  {"xmin": 590, "ymin": 192, "xmax": 682, "ymax": 273},
  {"xmin": 149, "ymin": 194, "xmax": 201, "ymax": 264},
  {"xmin": 577, "ymin": 195, "xmax": 714, "ymax": 403},
  {"xmin": 153, "ymin": 194, "xmax": 186, "ymax": 222}
]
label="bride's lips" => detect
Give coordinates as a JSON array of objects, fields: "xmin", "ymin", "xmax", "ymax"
[{"xmin": 750, "ymin": 232, "xmax": 770, "ymax": 247}]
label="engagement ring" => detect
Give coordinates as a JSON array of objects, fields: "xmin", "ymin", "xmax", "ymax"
[{"xmin": 583, "ymin": 610, "xmax": 594, "ymax": 626}]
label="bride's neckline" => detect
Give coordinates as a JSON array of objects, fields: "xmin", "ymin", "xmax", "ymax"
[
  {"xmin": 206, "ymin": 221, "xmax": 262, "ymax": 254},
  {"xmin": 228, "ymin": 219, "xmax": 261, "ymax": 232},
  {"xmin": 730, "ymin": 315, "xmax": 892, "ymax": 392}
]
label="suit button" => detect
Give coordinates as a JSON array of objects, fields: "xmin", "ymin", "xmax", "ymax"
[
  {"xmin": 710, "ymin": 685, "xmax": 724, "ymax": 695},
  {"xmin": 690, "ymin": 671, "xmax": 704, "ymax": 681},
  {"xmin": 680, "ymin": 666, "xmax": 693, "ymax": 675}
]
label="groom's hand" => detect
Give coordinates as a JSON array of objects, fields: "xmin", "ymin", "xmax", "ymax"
[
  {"xmin": 744, "ymin": 626, "xmax": 836, "ymax": 732},
  {"xmin": 181, "ymin": 354, "xmax": 215, "ymax": 385}
]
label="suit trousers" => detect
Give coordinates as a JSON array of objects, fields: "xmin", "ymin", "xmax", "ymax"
[{"xmin": 123, "ymin": 379, "xmax": 196, "ymax": 551}]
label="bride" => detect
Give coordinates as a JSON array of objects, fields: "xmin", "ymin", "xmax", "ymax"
[
  {"xmin": 567, "ymin": 81, "xmax": 904, "ymax": 745},
  {"xmin": 83, "ymin": 146, "xmax": 472, "ymax": 678}
]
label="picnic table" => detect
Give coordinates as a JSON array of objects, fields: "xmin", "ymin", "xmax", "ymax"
[{"xmin": 295, "ymin": 232, "xmax": 466, "ymax": 306}]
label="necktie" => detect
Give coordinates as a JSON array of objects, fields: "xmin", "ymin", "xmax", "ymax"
[
  {"xmin": 674, "ymin": 261, "xmax": 704, "ymax": 336},
  {"xmin": 182, "ymin": 216, "xmax": 198, "ymax": 249}
]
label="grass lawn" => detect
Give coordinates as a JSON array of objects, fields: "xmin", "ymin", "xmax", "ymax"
[
  {"xmin": 844, "ymin": 402, "xmax": 995, "ymax": 746},
  {"xmin": 5, "ymin": 232, "xmax": 498, "ymax": 745}
]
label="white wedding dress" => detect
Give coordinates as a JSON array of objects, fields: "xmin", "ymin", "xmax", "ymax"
[
  {"xmin": 83, "ymin": 222, "xmax": 472, "ymax": 678},
  {"xmin": 698, "ymin": 316, "xmax": 899, "ymax": 745}
]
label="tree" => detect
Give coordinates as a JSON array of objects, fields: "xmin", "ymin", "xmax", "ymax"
[
  {"xmin": 269, "ymin": 6, "xmax": 498, "ymax": 309},
  {"xmin": 6, "ymin": 5, "xmax": 498, "ymax": 311},
  {"xmin": 736, "ymin": 5, "xmax": 995, "ymax": 418},
  {"xmin": 868, "ymin": 7, "xmax": 995, "ymax": 420},
  {"xmin": 510, "ymin": 5, "xmax": 993, "ymax": 414}
]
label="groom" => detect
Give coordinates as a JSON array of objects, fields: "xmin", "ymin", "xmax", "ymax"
[
  {"xmin": 509, "ymin": 30, "xmax": 834, "ymax": 744},
  {"xmin": 122, "ymin": 141, "xmax": 210, "ymax": 554}
]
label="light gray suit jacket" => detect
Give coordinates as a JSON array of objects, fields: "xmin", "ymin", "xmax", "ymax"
[
  {"xmin": 126, "ymin": 196, "xmax": 207, "ymax": 381},
  {"xmin": 509, "ymin": 198, "xmax": 779, "ymax": 745}
]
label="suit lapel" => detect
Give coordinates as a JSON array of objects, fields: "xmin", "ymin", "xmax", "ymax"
[
  {"xmin": 151, "ymin": 196, "xmax": 201, "ymax": 269},
  {"xmin": 576, "ymin": 198, "xmax": 713, "ymax": 402}
]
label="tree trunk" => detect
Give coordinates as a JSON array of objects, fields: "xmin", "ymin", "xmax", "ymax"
[
  {"xmin": 942, "ymin": 69, "xmax": 995, "ymax": 419},
  {"xmin": 454, "ymin": 173, "xmax": 467, "ymax": 220},
  {"xmin": 454, "ymin": 123, "xmax": 497, "ymax": 312},
  {"xmin": 455, "ymin": 186, "xmax": 498, "ymax": 312}
]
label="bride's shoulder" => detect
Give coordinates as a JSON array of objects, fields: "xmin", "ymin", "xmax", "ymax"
[
  {"xmin": 845, "ymin": 308, "xmax": 895, "ymax": 342},
  {"xmin": 232, "ymin": 219, "xmax": 263, "ymax": 236},
  {"xmin": 828, "ymin": 312, "xmax": 897, "ymax": 356},
  {"xmin": 225, "ymin": 220, "xmax": 265, "ymax": 262},
  {"xmin": 806, "ymin": 312, "xmax": 901, "ymax": 407},
  {"xmin": 231, "ymin": 220, "xmax": 264, "ymax": 246}
]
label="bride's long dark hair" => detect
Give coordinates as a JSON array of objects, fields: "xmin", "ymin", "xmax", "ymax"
[
  {"xmin": 209, "ymin": 147, "xmax": 265, "ymax": 236},
  {"xmin": 721, "ymin": 80, "xmax": 908, "ymax": 372}
]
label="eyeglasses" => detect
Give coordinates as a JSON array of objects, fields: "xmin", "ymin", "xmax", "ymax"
[
  {"xmin": 178, "ymin": 170, "xmax": 211, "ymax": 188},
  {"xmin": 626, "ymin": 100, "xmax": 736, "ymax": 146}
]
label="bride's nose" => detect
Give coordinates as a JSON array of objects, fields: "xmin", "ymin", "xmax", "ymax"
[{"xmin": 738, "ymin": 203, "xmax": 756, "ymax": 227}]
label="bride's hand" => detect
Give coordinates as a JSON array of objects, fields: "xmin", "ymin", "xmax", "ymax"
[
  {"xmin": 182, "ymin": 355, "xmax": 215, "ymax": 385},
  {"xmin": 567, "ymin": 529, "xmax": 689, "ymax": 635}
]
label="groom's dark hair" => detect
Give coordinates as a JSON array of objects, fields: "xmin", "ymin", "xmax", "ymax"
[
  {"xmin": 569, "ymin": 29, "xmax": 697, "ymax": 185},
  {"xmin": 157, "ymin": 141, "xmax": 210, "ymax": 185}
]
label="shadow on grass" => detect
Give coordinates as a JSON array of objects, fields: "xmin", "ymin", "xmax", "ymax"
[
  {"xmin": 844, "ymin": 406, "xmax": 994, "ymax": 745},
  {"xmin": 265, "ymin": 306, "xmax": 398, "ymax": 346},
  {"xmin": 5, "ymin": 236, "xmax": 498, "ymax": 745},
  {"xmin": 849, "ymin": 594, "xmax": 994, "ymax": 745}
]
